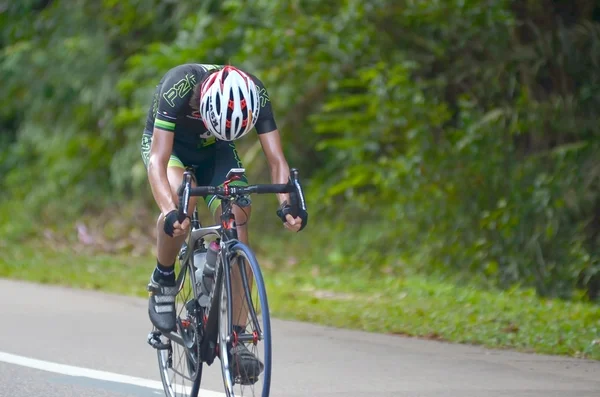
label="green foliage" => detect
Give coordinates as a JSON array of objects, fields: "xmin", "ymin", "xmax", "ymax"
[
  {"xmin": 302, "ymin": 0, "xmax": 600, "ymax": 300},
  {"xmin": 1, "ymin": 0, "xmax": 600, "ymax": 302}
]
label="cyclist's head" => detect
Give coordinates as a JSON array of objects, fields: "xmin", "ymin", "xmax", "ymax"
[{"xmin": 198, "ymin": 66, "xmax": 260, "ymax": 141}]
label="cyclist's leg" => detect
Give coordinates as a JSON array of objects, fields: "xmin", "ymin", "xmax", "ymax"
[
  {"xmin": 205, "ymin": 141, "xmax": 262, "ymax": 377},
  {"xmin": 141, "ymin": 132, "xmax": 198, "ymax": 332}
]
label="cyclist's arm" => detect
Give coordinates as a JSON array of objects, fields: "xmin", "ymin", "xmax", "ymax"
[
  {"xmin": 248, "ymin": 75, "xmax": 292, "ymax": 204},
  {"xmin": 147, "ymin": 70, "xmax": 187, "ymax": 216},
  {"xmin": 147, "ymin": 127, "xmax": 177, "ymax": 216},
  {"xmin": 258, "ymin": 129, "xmax": 292, "ymax": 206}
]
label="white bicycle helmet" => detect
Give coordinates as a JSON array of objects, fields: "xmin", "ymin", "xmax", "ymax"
[{"xmin": 199, "ymin": 66, "xmax": 261, "ymax": 141}]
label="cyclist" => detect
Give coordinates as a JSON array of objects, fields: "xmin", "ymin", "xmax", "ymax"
[{"xmin": 140, "ymin": 63, "xmax": 307, "ymax": 383}]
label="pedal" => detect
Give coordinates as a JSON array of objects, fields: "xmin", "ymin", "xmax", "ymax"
[{"xmin": 147, "ymin": 330, "xmax": 170, "ymax": 350}]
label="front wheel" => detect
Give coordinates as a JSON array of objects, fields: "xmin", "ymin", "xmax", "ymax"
[{"xmin": 218, "ymin": 242, "xmax": 272, "ymax": 397}]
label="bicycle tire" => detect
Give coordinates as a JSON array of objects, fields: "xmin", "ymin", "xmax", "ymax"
[{"xmin": 218, "ymin": 242, "xmax": 272, "ymax": 397}]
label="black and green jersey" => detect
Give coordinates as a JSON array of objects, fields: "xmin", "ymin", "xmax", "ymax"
[{"xmin": 143, "ymin": 63, "xmax": 277, "ymax": 164}]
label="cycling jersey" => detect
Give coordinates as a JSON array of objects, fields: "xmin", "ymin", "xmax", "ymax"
[{"xmin": 143, "ymin": 63, "xmax": 277, "ymax": 165}]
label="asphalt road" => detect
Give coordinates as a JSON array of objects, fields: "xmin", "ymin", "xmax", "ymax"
[{"xmin": 0, "ymin": 278, "xmax": 598, "ymax": 397}]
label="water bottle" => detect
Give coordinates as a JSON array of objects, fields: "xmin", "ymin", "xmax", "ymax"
[
  {"xmin": 197, "ymin": 241, "xmax": 219, "ymax": 307},
  {"xmin": 202, "ymin": 241, "xmax": 219, "ymax": 294},
  {"xmin": 193, "ymin": 246, "xmax": 207, "ymax": 289}
]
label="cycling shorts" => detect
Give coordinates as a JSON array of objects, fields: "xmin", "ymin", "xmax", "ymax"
[{"xmin": 140, "ymin": 131, "xmax": 249, "ymax": 215}]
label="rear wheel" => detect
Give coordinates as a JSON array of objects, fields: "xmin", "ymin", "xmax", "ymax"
[
  {"xmin": 218, "ymin": 242, "xmax": 272, "ymax": 397},
  {"xmin": 156, "ymin": 262, "xmax": 203, "ymax": 397}
]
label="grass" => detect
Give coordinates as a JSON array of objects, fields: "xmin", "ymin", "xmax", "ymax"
[
  {"xmin": 0, "ymin": 238, "xmax": 598, "ymax": 361},
  {"xmin": 267, "ymin": 269, "xmax": 600, "ymax": 360}
]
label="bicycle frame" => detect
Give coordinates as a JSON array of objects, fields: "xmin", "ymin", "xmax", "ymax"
[{"xmin": 160, "ymin": 169, "xmax": 263, "ymax": 367}]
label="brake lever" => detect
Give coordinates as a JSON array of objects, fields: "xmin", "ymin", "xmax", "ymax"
[
  {"xmin": 178, "ymin": 172, "xmax": 192, "ymax": 222},
  {"xmin": 289, "ymin": 168, "xmax": 307, "ymax": 212},
  {"xmin": 177, "ymin": 172, "xmax": 189, "ymax": 196}
]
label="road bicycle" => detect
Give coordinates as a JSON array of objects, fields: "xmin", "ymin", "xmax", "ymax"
[{"xmin": 147, "ymin": 166, "xmax": 307, "ymax": 397}]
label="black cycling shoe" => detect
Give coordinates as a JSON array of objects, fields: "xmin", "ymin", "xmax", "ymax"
[
  {"xmin": 147, "ymin": 274, "xmax": 178, "ymax": 333},
  {"xmin": 230, "ymin": 342, "xmax": 264, "ymax": 385}
]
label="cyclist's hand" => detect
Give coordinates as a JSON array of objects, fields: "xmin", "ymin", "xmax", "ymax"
[
  {"xmin": 172, "ymin": 217, "xmax": 190, "ymax": 237},
  {"xmin": 277, "ymin": 201, "xmax": 308, "ymax": 232},
  {"xmin": 284, "ymin": 214, "xmax": 303, "ymax": 232},
  {"xmin": 163, "ymin": 209, "xmax": 190, "ymax": 237}
]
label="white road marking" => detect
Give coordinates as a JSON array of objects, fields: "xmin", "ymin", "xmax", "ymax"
[{"xmin": 0, "ymin": 351, "xmax": 225, "ymax": 397}]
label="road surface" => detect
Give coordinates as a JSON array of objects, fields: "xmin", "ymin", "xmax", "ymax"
[{"xmin": 0, "ymin": 278, "xmax": 598, "ymax": 397}]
